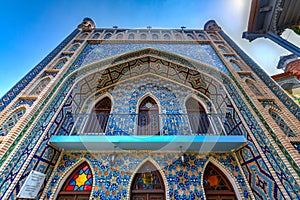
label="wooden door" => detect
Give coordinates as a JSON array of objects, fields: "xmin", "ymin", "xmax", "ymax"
[{"xmin": 131, "ymin": 193, "xmax": 164, "ymax": 200}]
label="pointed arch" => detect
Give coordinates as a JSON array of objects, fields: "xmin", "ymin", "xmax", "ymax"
[
  {"xmin": 79, "ymin": 32, "xmax": 89, "ymax": 39},
  {"xmin": 55, "ymin": 160, "xmax": 94, "ymax": 200},
  {"xmin": 229, "ymin": 59, "xmax": 243, "ymax": 72},
  {"xmin": 0, "ymin": 106, "xmax": 26, "ymax": 136},
  {"xmin": 209, "ymin": 34, "xmax": 220, "ymax": 41},
  {"xmin": 198, "ymin": 34, "xmax": 206, "ymax": 40},
  {"xmin": 187, "ymin": 34, "xmax": 194, "ymax": 40},
  {"xmin": 203, "ymin": 160, "xmax": 241, "ymax": 200},
  {"xmin": 92, "ymin": 32, "xmax": 100, "ymax": 39},
  {"xmin": 163, "ymin": 34, "xmax": 171, "ymax": 40},
  {"xmin": 116, "ymin": 33, "xmax": 124, "ymax": 40},
  {"xmin": 104, "ymin": 33, "xmax": 112, "ymax": 39},
  {"xmin": 84, "ymin": 96, "xmax": 112, "ymax": 134},
  {"xmin": 245, "ymin": 79, "xmax": 264, "ymax": 96},
  {"xmin": 175, "ymin": 33, "xmax": 182, "ymax": 40},
  {"xmin": 28, "ymin": 76, "xmax": 51, "ymax": 96},
  {"xmin": 52, "ymin": 58, "xmax": 68, "ymax": 69},
  {"xmin": 129, "ymin": 159, "xmax": 167, "ymax": 200},
  {"xmin": 218, "ymin": 45, "xmax": 230, "ymax": 54},
  {"xmin": 185, "ymin": 96, "xmax": 210, "ymax": 134},
  {"xmin": 152, "ymin": 34, "xmax": 159, "ymax": 40},
  {"xmin": 140, "ymin": 33, "xmax": 147, "ymax": 40},
  {"xmin": 128, "ymin": 33, "xmax": 135, "ymax": 40},
  {"xmin": 68, "ymin": 43, "xmax": 80, "ymax": 52},
  {"xmin": 137, "ymin": 95, "xmax": 160, "ymax": 135},
  {"xmin": 268, "ymin": 108, "xmax": 296, "ymax": 137}
]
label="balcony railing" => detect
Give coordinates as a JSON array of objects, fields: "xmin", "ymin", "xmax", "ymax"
[{"xmin": 67, "ymin": 113, "xmax": 241, "ymax": 136}]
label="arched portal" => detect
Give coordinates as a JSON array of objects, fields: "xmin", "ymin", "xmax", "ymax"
[
  {"xmin": 130, "ymin": 161, "xmax": 165, "ymax": 200},
  {"xmin": 85, "ymin": 96, "xmax": 111, "ymax": 134},
  {"xmin": 57, "ymin": 162, "xmax": 93, "ymax": 200},
  {"xmin": 203, "ymin": 163, "xmax": 237, "ymax": 200},
  {"xmin": 185, "ymin": 97, "xmax": 210, "ymax": 134},
  {"xmin": 137, "ymin": 96, "xmax": 160, "ymax": 135}
]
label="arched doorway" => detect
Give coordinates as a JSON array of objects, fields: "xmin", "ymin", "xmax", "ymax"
[
  {"xmin": 186, "ymin": 97, "xmax": 210, "ymax": 134},
  {"xmin": 57, "ymin": 162, "xmax": 93, "ymax": 200},
  {"xmin": 85, "ymin": 97, "xmax": 111, "ymax": 134},
  {"xmin": 138, "ymin": 96, "xmax": 160, "ymax": 135},
  {"xmin": 203, "ymin": 163, "xmax": 237, "ymax": 200},
  {"xmin": 131, "ymin": 161, "xmax": 165, "ymax": 200}
]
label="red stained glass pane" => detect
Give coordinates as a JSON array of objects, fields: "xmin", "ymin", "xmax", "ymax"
[{"xmin": 66, "ymin": 185, "xmax": 74, "ymax": 191}]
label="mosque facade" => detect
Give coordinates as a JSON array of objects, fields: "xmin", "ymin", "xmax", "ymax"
[{"xmin": 0, "ymin": 18, "xmax": 299, "ymax": 200}]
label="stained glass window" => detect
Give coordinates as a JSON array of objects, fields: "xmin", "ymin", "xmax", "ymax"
[
  {"xmin": 203, "ymin": 163, "xmax": 236, "ymax": 199},
  {"xmin": 63, "ymin": 163, "xmax": 92, "ymax": 191},
  {"xmin": 131, "ymin": 161, "xmax": 165, "ymax": 191},
  {"xmin": 58, "ymin": 162, "xmax": 92, "ymax": 200}
]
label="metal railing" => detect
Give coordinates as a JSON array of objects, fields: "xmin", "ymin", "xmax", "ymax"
[{"xmin": 68, "ymin": 113, "xmax": 237, "ymax": 136}]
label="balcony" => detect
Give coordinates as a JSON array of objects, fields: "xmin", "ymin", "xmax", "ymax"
[{"xmin": 50, "ymin": 113, "xmax": 247, "ymax": 151}]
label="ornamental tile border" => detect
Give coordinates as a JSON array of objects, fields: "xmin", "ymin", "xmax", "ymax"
[{"xmin": 0, "ymin": 29, "xmax": 80, "ymax": 111}]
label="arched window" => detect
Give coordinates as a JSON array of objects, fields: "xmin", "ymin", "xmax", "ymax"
[
  {"xmin": 116, "ymin": 33, "xmax": 123, "ymax": 39},
  {"xmin": 138, "ymin": 97, "xmax": 160, "ymax": 135},
  {"xmin": 269, "ymin": 109, "xmax": 296, "ymax": 137},
  {"xmin": 198, "ymin": 34, "xmax": 206, "ymax": 40},
  {"xmin": 69, "ymin": 43, "xmax": 80, "ymax": 52},
  {"xmin": 29, "ymin": 77, "xmax": 51, "ymax": 96},
  {"xmin": 245, "ymin": 79, "xmax": 263, "ymax": 96},
  {"xmin": 203, "ymin": 163, "xmax": 237, "ymax": 200},
  {"xmin": 186, "ymin": 97, "xmax": 210, "ymax": 134},
  {"xmin": 175, "ymin": 34, "xmax": 182, "ymax": 40},
  {"xmin": 130, "ymin": 161, "xmax": 165, "ymax": 200},
  {"xmin": 80, "ymin": 33, "xmax": 88, "ymax": 39},
  {"xmin": 92, "ymin": 33, "xmax": 100, "ymax": 39},
  {"xmin": 128, "ymin": 33, "xmax": 135, "ymax": 40},
  {"xmin": 187, "ymin": 34, "xmax": 194, "ymax": 40},
  {"xmin": 85, "ymin": 97, "xmax": 111, "ymax": 134},
  {"xmin": 209, "ymin": 34, "xmax": 219, "ymax": 40},
  {"xmin": 53, "ymin": 58, "xmax": 67, "ymax": 69},
  {"xmin": 0, "ymin": 108, "xmax": 26, "ymax": 136},
  {"xmin": 230, "ymin": 60, "xmax": 242, "ymax": 72},
  {"xmin": 104, "ymin": 33, "xmax": 112, "ymax": 39},
  {"xmin": 152, "ymin": 34, "xmax": 159, "ymax": 40},
  {"xmin": 140, "ymin": 33, "xmax": 147, "ymax": 40},
  {"xmin": 57, "ymin": 162, "xmax": 93, "ymax": 200},
  {"xmin": 218, "ymin": 45, "xmax": 230, "ymax": 54},
  {"xmin": 163, "ymin": 34, "xmax": 170, "ymax": 40}
]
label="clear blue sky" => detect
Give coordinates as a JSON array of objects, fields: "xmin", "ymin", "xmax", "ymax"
[{"xmin": 0, "ymin": 0, "xmax": 299, "ymax": 97}]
